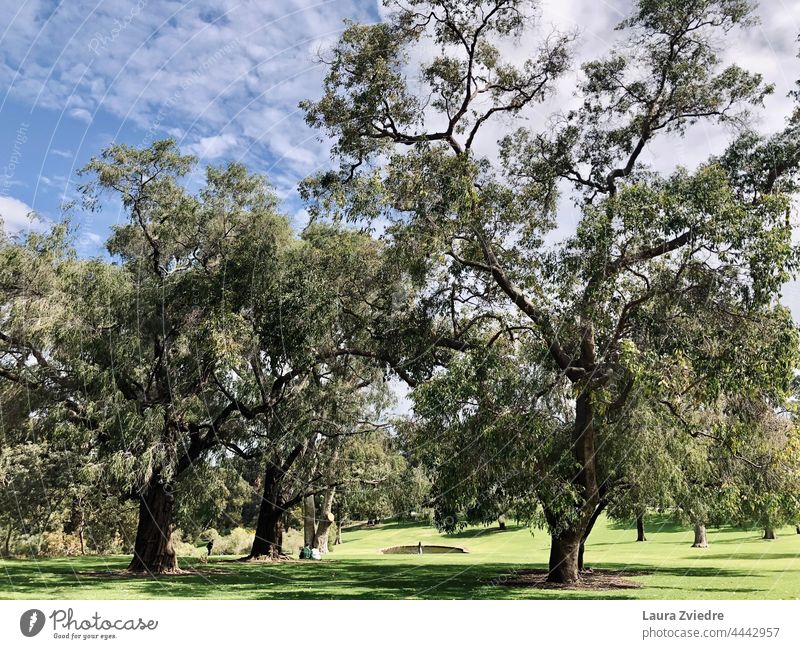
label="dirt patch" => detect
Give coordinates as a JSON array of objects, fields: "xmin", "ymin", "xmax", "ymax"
[
  {"xmin": 492, "ymin": 568, "xmax": 646, "ymax": 591},
  {"xmin": 235, "ymin": 554, "xmax": 297, "ymax": 563},
  {"xmin": 79, "ymin": 567, "xmax": 236, "ymax": 579}
]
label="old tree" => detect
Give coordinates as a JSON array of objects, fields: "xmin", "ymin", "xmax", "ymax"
[{"xmin": 302, "ymin": 0, "xmax": 800, "ymax": 582}]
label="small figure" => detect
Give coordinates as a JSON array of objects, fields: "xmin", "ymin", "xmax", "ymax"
[
  {"xmin": 206, "ymin": 540, "xmax": 214, "ymax": 557},
  {"xmin": 417, "ymin": 541, "xmax": 423, "ymax": 555}
]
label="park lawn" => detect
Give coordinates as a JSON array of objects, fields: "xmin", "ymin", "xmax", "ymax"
[{"xmin": 1, "ymin": 516, "xmax": 799, "ymax": 599}]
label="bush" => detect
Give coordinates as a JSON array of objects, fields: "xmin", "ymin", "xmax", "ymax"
[
  {"xmin": 9, "ymin": 532, "xmax": 84, "ymax": 557},
  {"xmin": 172, "ymin": 529, "xmax": 207, "ymax": 559},
  {"xmin": 173, "ymin": 527, "xmax": 255, "ymax": 558},
  {"xmin": 283, "ymin": 527, "xmax": 303, "ymax": 556},
  {"xmin": 40, "ymin": 531, "xmax": 83, "ymax": 556},
  {"xmin": 214, "ymin": 527, "xmax": 252, "ymax": 555}
]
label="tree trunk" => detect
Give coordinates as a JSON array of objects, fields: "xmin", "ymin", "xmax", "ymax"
[
  {"xmin": 636, "ymin": 513, "xmax": 646, "ymax": 542},
  {"xmin": 577, "ymin": 499, "xmax": 606, "ymax": 572},
  {"xmin": 334, "ymin": 500, "xmax": 343, "ymax": 545},
  {"xmin": 796, "ymin": 525, "xmax": 799, "ymax": 535},
  {"xmin": 548, "ymin": 532, "xmax": 582, "ymax": 584},
  {"xmin": 314, "ymin": 487, "xmax": 336, "ymax": 554},
  {"xmin": 303, "ymin": 495, "xmax": 316, "ymax": 548},
  {"xmin": 247, "ymin": 465, "xmax": 285, "ymax": 559},
  {"xmin": 550, "ymin": 374, "xmax": 600, "ymax": 583},
  {"xmin": 763, "ymin": 527, "xmax": 776, "ymax": 540},
  {"xmin": 691, "ymin": 523, "xmax": 708, "ymax": 548},
  {"xmin": 127, "ymin": 477, "xmax": 178, "ymax": 573},
  {"xmin": 3, "ymin": 527, "xmax": 11, "ymax": 557}
]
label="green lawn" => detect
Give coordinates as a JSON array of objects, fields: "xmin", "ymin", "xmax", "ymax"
[{"xmin": 2, "ymin": 517, "xmax": 799, "ymax": 599}]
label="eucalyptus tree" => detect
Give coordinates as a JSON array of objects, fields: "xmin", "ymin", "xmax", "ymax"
[
  {"xmin": 303, "ymin": 0, "xmax": 800, "ymax": 582},
  {"xmin": 231, "ymin": 224, "xmax": 397, "ymax": 559},
  {"xmin": 0, "ymin": 141, "xmax": 298, "ymax": 573},
  {"xmin": 721, "ymin": 400, "xmax": 800, "ymax": 539}
]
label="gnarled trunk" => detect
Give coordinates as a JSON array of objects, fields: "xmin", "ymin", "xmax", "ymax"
[
  {"xmin": 691, "ymin": 523, "xmax": 708, "ymax": 548},
  {"xmin": 247, "ymin": 465, "xmax": 285, "ymax": 559},
  {"xmin": 128, "ymin": 477, "xmax": 178, "ymax": 573},
  {"xmin": 763, "ymin": 527, "xmax": 776, "ymax": 540},
  {"xmin": 313, "ymin": 487, "xmax": 336, "ymax": 553},
  {"xmin": 636, "ymin": 513, "xmax": 646, "ymax": 542}
]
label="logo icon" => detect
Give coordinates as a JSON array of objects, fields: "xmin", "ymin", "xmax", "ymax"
[{"xmin": 20, "ymin": 609, "xmax": 45, "ymax": 637}]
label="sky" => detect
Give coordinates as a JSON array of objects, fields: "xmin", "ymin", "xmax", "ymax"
[{"xmin": 0, "ymin": 0, "xmax": 799, "ymax": 305}]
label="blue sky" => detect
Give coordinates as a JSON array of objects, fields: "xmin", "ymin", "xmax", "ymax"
[
  {"xmin": 0, "ymin": 0, "xmax": 381, "ymax": 250},
  {"xmin": 0, "ymin": 0, "xmax": 799, "ymax": 307}
]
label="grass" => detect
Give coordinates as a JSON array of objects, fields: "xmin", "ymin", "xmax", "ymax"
[{"xmin": 1, "ymin": 516, "xmax": 799, "ymax": 599}]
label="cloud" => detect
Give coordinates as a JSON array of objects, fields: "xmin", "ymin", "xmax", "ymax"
[
  {"xmin": 78, "ymin": 229, "xmax": 105, "ymax": 254},
  {"xmin": 0, "ymin": 0, "xmax": 379, "ymax": 183},
  {"xmin": 0, "ymin": 196, "xmax": 45, "ymax": 234},
  {"xmin": 50, "ymin": 148, "xmax": 74, "ymax": 159},
  {"xmin": 68, "ymin": 108, "xmax": 93, "ymax": 123},
  {"xmin": 186, "ymin": 133, "xmax": 238, "ymax": 159}
]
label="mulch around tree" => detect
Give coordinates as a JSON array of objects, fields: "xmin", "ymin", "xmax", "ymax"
[
  {"xmin": 79, "ymin": 567, "xmax": 236, "ymax": 578},
  {"xmin": 491, "ymin": 568, "xmax": 646, "ymax": 590}
]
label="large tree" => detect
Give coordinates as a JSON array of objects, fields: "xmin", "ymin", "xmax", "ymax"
[{"xmin": 303, "ymin": 0, "xmax": 800, "ymax": 582}]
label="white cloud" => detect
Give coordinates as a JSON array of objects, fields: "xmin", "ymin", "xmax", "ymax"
[
  {"xmin": 78, "ymin": 230, "xmax": 104, "ymax": 251},
  {"xmin": 49, "ymin": 148, "xmax": 74, "ymax": 159},
  {"xmin": 0, "ymin": 0, "xmax": 378, "ymax": 183},
  {"xmin": 68, "ymin": 108, "xmax": 93, "ymax": 123},
  {"xmin": 0, "ymin": 196, "xmax": 45, "ymax": 234},
  {"xmin": 186, "ymin": 133, "xmax": 238, "ymax": 159}
]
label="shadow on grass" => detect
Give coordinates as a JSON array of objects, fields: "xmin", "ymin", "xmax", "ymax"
[
  {"xmin": 1, "ymin": 554, "xmax": 776, "ymax": 600},
  {"xmin": 686, "ymin": 552, "xmax": 800, "ymax": 561}
]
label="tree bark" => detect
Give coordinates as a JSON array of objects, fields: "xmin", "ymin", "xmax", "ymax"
[
  {"xmin": 334, "ymin": 501, "xmax": 342, "ymax": 545},
  {"xmin": 313, "ymin": 487, "xmax": 336, "ymax": 553},
  {"xmin": 548, "ymin": 366, "xmax": 601, "ymax": 584},
  {"xmin": 550, "ymin": 376, "xmax": 599, "ymax": 582},
  {"xmin": 763, "ymin": 527, "xmax": 776, "ymax": 540},
  {"xmin": 127, "ymin": 477, "xmax": 178, "ymax": 573},
  {"xmin": 578, "ymin": 499, "xmax": 606, "ymax": 572},
  {"xmin": 247, "ymin": 465, "xmax": 285, "ymax": 559},
  {"xmin": 691, "ymin": 523, "xmax": 708, "ymax": 548},
  {"xmin": 636, "ymin": 513, "xmax": 646, "ymax": 542},
  {"xmin": 548, "ymin": 532, "xmax": 582, "ymax": 584},
  {"xmin": 3, "ymin": 527, "xmax": 11, "ymax": 557},
  {"xmin": 303, "ymin": 495, "xmax": 316, "ymax": 548}
]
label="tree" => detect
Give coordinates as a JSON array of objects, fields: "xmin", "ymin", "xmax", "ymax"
[
  {"xmin": 303, "ymin": 0, "xmax": 800, "ymax": 582},
  {"xmin": 207, "ymin": 223, "xmax": 399, "ymax": 560},
  {"xmin": 1, "ymin": 141, "xmax": 293, "ymax": 573}
]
